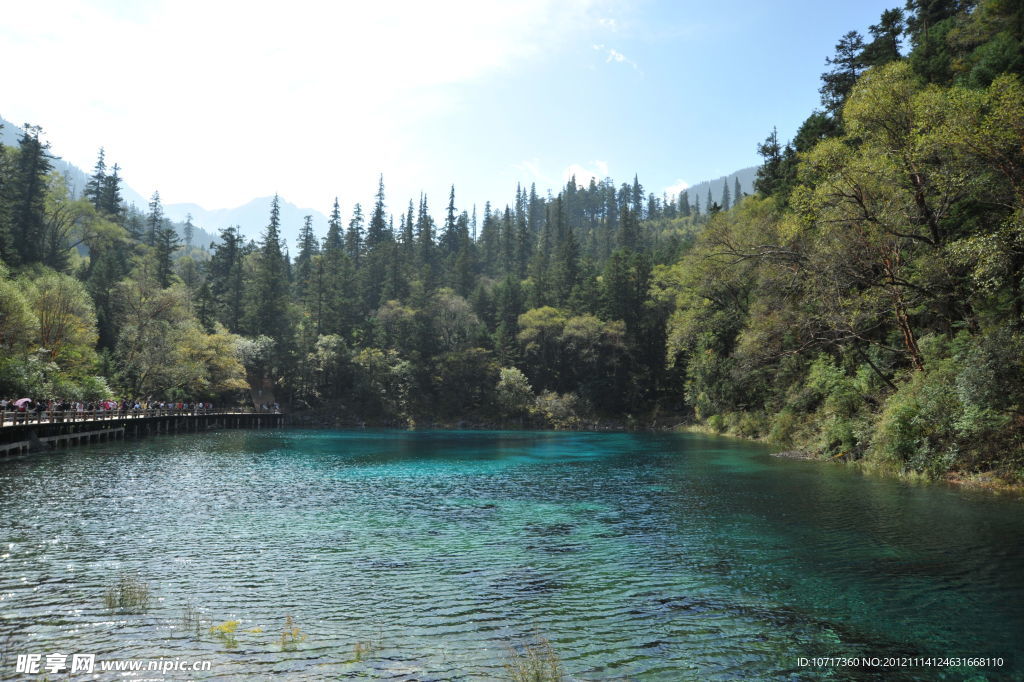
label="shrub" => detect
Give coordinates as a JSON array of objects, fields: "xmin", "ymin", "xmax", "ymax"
[
  {"xmin": 768, "ymin": 409, "xmax": 799, "ymax": 447},
  {"xmin": 496, "ymin": 367, "xmax": 535, "ymax": 420},
  {"xmin": 536, "ymin": 391, "xmax": 581, "ymax": 429}
]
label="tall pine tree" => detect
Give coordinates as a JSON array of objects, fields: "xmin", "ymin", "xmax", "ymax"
[
  {"xmin": 246, "ymin": 195, "xmax": 292, "ymax": 345},
  {"xmin": 10, "ymin": 124, "xmax": 52, "ymax": 265}
]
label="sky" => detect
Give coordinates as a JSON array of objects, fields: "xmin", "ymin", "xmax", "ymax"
[{"xmin": 1, "ymin": 0, "xmax": 900, "ymax": 225}]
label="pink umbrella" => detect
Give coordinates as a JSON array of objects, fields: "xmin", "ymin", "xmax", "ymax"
[{"xmin": 13, "ymin": 398, "xmax": 31, "ymax": 408}]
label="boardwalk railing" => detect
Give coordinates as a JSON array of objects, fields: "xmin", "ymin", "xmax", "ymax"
[{"xmin": 0, "ymin": 408, "xmax": 278, "ymax": 428}]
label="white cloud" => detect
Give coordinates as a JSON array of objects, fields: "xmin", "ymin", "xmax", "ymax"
[
  {"xmin": 0, "ymin": 0, "xmax": 608, "ymax": 211},
  {"xmin": 515, "ymin": 159, "xmax": 553, "ymax": 184},
  {"xmin": 592, "ymin": 43, "xmax": 638, "ymax": 69},
  {"xmin": 564, "ymin": 160, "xmax": 609, "ymax": 187},
  {"xmin": 665, "ymin": 179, "xmax": 690, "ymax": 195}
]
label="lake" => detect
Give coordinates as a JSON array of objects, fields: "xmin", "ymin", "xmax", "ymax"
[{"xmin": 0, "ymin": 429, "xmax": 1022, "ymax": 680}]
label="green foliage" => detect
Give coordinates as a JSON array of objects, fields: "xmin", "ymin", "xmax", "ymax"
[
  {"xmin": 870, "ymin": 333, "xmax": 1022, "ymax": 477},
  {"xmin": 496, "ymin": 367, "xmax": 535, "ymax": 421},
  {"xmin": 21, "ymin": 268, "xmax": 98, "ymax": 370},
  {"xmin": 662, "ymin": 3, "xmax": 1024, "ymax": 479},
  {"xmin": 0, "ymin": 0, "xmax": 1018, "ymax": 458},
  {"xmin": 535, "ymin": 390, "xmax": 582, "ymax": 429},
  {"xmin": 351, "ymin": 347, "xmax": 414, "ymax": 421},
  {"xmin": 0, "ymin": 276, "xmax": 38, "ymax": 352}
]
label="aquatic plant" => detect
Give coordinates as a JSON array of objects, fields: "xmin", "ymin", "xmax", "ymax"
[
  {"xmin": 347, "ymin": 640, "xmax": 378, "ymax": 663},
  {"xmin": 209, "ymin": 620, "xmax": 240, "ymax": 649},
  {"xmin": 209, "ymin": 620, "xmax": 240, "ymax": 635},
  {"xmin": 180, "ymin": 602, "xmax": 204, "ymax": 637},
  {"xmin": 279, "ymin": 615, "xmax": 306, "ymax": 651},
  {"xmin": 103, "ymin": 574, "xmax": 151, "ymax": 613},
  {"xmin": 503, "ymin": 637, "xmax": 565, "ymax": 682}
]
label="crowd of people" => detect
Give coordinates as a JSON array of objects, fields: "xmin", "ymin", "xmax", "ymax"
[
  {"xmin": 0, "ymin": 398, "xmax": 217, "ymax": 420},
  {"xmin": 0, "ymin": 398, "xmax": 283, "ymax": 424}
]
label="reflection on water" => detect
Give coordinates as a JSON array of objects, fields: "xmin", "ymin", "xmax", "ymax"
[{"xmin": 0, "ymin": 429, "xmax": 1022, "ymax": 680}]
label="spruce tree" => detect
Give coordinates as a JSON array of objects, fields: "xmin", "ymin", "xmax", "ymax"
[
  {"xmin": 10, "ymin": 124, "xmax": 52, "ymax": 265},
  {"xmin": 680, "ymin": 190, "xmax": 691, "ymax": 217},
  {"xmin": 479, "ymin": 201, "xmax": 498, "ymax": 274},
  {"xmin": 820, "ymin": 31, "xmax": 866, "ymax": 116},
  {"xmin": 604, "ymin": 183, "xmax": 619, "ymax": 258},
  {"xmin": 247, "ymin": 195, "xmax": 291, "ymax": 345},
  {"xmin": 662, "ymin": 192, "xmax": 676, "ymax": 218},
  {"xmin": 493, "ymin": 274, "xmax": 523, "ymax": 364},
  {"xmin": 631, "ymin": 175, "xmax": 644, "ymax": 218},
  {"xmin": 87, "ymin": 243, "xmax": 130, "ymax": 349},
  {"xmin": 321, "ymin": 199, "xmax": 353, "ymax": 338},
  {"xmin": 441, "ymin": 185, "xmax": 460, "ymax": 256},
  {"xmin": 552, "ymin": 206, "xmax": 580, "ymax": 306},
  {"xmin": 734, "ymin": 177, "xmax": 742, "ymax": 208},
  {"xmin": 145, "ymin": 191, "xmax": 163, "ymax": 246},
  {"xmin": 528, "ymin": 183, "xmax": 544, "ymax": 234},
  {"xmin": 0, "ymin": 126, "xmax": 13, "ymax": 264},
  {"xmin": 528, "ymin": 209, "xmax": 552, "ymax": 308},
  {"xmin": 863, "ymin": 8, "xmax": 904, "ymax": 67},
  {"xmin": 154, "ymin": 223, "xmax": 181, "ymax": 288},
  {"xmin": 365, "ymin": 175, "xmax": 390, "ymax": 250},
  {"xmin": 325, "ymin": 198, "xmax": 343, "ymax": 252},
  {"xmin": 208, "ymin": 226, "xmax": 246, "ymax": 330},
  {"xmin": 498, "ymin": 206, "xmax": 514, "ymax": 276},
  {"xmin": 515, "ymin": 200, "xmax": 531, "ymax": 279},
  {"xmin": 647, "ymin": 193, "xmax": 659, "ymax": 220},
  {"xmin": 294, "ymin": 214, "xmax": 319, "ymax": 304},
  {"xmin": 183, "ymin": 213, "xmax": 194, "ymax": 248},
  {"xmin": 84, "ymin": 148, "xmax": 106, "ymax": 210},
  {"xmin": 402, "ymin": 200, "xmax": 415, "ymax": 255},
  {"xmin": 417, "ymin": 194, "xmax": 436, "ymax": 288},
  {"xmin": 345, "ymin": 203, "xmax": 364, "ymax": 266},
  {"xmin": 100, "ymin": 163, "xmax": 123, "ymax": 218},
  {"xmin": 453, "ymin": 212, "xmax": 474, "ymax": 296},
  {"xmin": 618, "ymin": 204, "xmax": 640, "ymax": 251},
  {"xmin": 755, "ymin": 127, "xmax": 798, "ymax": 198},
  {"xmin": 721, "ymin": 179, "xmax": 731, "ymax": 211}
]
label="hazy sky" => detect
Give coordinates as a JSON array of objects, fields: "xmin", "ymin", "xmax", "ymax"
[{"xmin": 2, "ymin": 0, "xmax": 898, "ymax": 221}]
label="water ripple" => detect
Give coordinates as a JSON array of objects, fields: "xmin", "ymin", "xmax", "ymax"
[{"xmin": 1, "ymin": 430, "xmax": 1022, "ymax": 679}]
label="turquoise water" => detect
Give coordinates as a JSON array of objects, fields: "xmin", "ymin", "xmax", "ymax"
[{"xmin": 0, "ymin": 429, "xmax": 1022, "ymax": 680}]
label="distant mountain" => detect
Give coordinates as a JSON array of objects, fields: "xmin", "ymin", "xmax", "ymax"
[
  {"xmin": 0, "ymin": 115, "xmax": 313, "ymax": 251},
  {"xmin": 682, "ymin": 166, "xmax": 758, "ymax": 208},
  {"xmin": 0, "ymin": 116, "xmax": 148, "ymax": 209},
  {"xmin": 164, "ymin": 198, "xmax": 329, "ymax": 251}
]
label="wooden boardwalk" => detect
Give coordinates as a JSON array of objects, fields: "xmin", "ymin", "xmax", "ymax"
[{"xmin": 0, "ymin": 409, "xmax": 286, "ymax": 458}]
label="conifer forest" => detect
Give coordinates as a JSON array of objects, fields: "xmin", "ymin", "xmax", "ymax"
[{"xmin": 2, "ymin": 0, "xmax": 1024, "ymax": 484}]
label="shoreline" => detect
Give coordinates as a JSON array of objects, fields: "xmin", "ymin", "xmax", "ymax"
[
  {"xmin": 650, "ymin": 422, "xmax": 1024, "ymax": 498},
  {"xmin": 288, "ymin": 411, "xmax": 1024, "ymax": 497}
]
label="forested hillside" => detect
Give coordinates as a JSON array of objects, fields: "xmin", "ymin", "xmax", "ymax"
[
  {"xmin": 666, "ymin": 0, "xmax": 1024, "ymax": 480},
  {"xmin": 1, "ymin": 0, "xmax": 1022, "ymax": 481}
]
